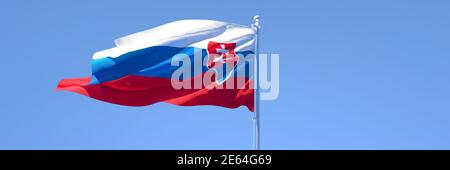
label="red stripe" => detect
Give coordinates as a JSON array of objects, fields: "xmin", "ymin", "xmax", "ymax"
[{"xmin": 56, "ymin": 75, "xmax": 254, "ymax": 112}]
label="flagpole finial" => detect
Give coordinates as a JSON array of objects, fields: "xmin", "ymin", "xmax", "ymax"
[
  {"xmin": 253, "ymin": 15, "xmax": 260, "ymax": 20},
  {"xmin": 253, "ymin": 15, "xmax": 260, "ymax": 29}
]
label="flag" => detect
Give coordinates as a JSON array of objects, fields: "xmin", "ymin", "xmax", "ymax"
[{"xmin": 56, "ymin": 19, "xmax": 255, "ymax": 111}]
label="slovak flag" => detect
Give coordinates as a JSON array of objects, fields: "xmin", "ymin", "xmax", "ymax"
[{"xmin": 56, "ymin": 20, "xmax": 255, "ymax": 111}]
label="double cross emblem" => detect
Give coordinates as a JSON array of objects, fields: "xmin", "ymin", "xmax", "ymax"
[{"xmin": 206, "ymin": 41, "xmax": 239, "ymax": 84}]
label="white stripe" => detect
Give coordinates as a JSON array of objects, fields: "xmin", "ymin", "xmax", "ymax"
[{"xmin": 93, "ymin": 20, "xmax": 255, "ymax": 60}]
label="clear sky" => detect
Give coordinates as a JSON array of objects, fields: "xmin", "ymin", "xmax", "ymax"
[{"xmin": 1, "ymin": 0, "xmax": 450, "ymax": 149}]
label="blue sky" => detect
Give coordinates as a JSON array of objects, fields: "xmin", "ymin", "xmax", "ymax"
[{"xmin": 1, "ymin": 0, "xmax": 450, "ymax": 149}]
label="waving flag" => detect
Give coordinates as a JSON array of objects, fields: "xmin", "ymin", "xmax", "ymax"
[{"xmin": 56, "ymin": 20, "xmax": 255, "ymax": 111}]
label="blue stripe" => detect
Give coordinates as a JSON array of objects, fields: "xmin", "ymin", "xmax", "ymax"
[
  {"xmin": 133, "ymin": 47, "xmax": 209, "ymax": 79},
  {"xmin": 91, "ymin": 46, "xmax": 254, "ymax": 84},
  {"xmin": 91, "ymin": 46, "xmax": 184, "ymax": 83}
]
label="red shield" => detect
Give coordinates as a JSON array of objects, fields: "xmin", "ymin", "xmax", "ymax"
[{"xmin": 207, "ymin": 41, "xmax": 238, "ymax": 69}]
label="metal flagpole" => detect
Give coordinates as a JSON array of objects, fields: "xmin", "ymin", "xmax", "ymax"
[{"xmin": 252, "ymin": 15, "xmax": 261, "ymax": 150}]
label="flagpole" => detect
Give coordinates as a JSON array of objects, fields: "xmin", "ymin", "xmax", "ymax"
[{"xmin": 252, "ymin": 15, "xmax": 261, "ymax": 150}]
